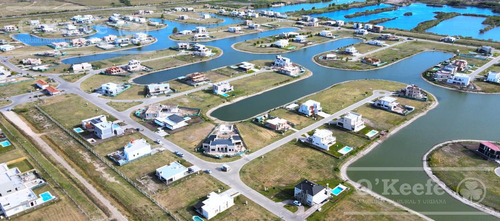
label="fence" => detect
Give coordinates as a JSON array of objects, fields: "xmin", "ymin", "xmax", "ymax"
[
  {"xmin": 35, "ymin": 106, "xmax": 180, "ymax": 221},
  {"xmin": 0, "ymin": 116, "xmax": 91, "ymax": 220}
]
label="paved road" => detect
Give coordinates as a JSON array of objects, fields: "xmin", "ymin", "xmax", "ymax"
[
  {"xmin": 469, "ymin": 55, "xmax": 500, "ymax": 80},
  {"xmin": 352, "ymin": 40, "xmax": 408, "ymax": 61},
  {"xmin": 2, "ymin": 111, "xmax": 128, "ymax": 221}
]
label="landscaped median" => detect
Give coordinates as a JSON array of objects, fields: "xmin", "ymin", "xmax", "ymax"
[
  {"xmin": 239, "ymin": 79, "xmax": 436, "ymax": 219},
  {"xmin": 425, "ymin": 140, "xmax": 500, "ymax": 218}
]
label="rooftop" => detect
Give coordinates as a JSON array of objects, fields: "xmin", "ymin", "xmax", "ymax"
[
  {"xmin": 156, "ymin": 162, "xmax": 187, "ymax": 179},
  {"xmin": 295, "ymin": 179, "xmax": 325, "ymax": 196}
]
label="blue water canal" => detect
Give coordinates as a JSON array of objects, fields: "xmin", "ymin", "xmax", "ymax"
[{"xmin": 11, "ymin": 2, "xmax": 500, "ymax": 220}]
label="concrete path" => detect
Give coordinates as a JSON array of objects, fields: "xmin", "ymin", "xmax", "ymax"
[
  {"xmin": 469, "ymin": 55, "xmax": 500, "ymax": 80},
  {"xmin": 2, "ymin": 111, "xmax": 128, "ymax": 221}
]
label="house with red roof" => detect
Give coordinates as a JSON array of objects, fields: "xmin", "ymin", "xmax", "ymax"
[
  {"xmin": 36, "ymin": 79, "xmax": 49, "ymax": 89},
  {"xmin": 478, "ymin": 142, "xmax": 500, "ymax": 160},
  {"xmin": 45, "ymin": 86, "xmax": 60, "ymax": 96}
]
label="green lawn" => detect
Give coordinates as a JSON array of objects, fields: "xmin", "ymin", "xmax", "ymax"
[
  {"xmin": 107, "ymin": 101, "xmax": 143, "ymax": 112},
  {"xmin": 0, "ymin": 76, "xmax": 54, "ymax": 98}
]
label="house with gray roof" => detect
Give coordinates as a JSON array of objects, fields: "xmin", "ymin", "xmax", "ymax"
[
  {"xmin": 202, "ymin": 125, "xmax": 246, "ymax": 157},
  {"xmin": 294, "ymin": 179, "xmax": 329, "ymax": 206}
]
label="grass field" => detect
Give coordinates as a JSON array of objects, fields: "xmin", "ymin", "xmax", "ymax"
[
  {"xmin": 107, "ymin": 101, "xmax": 143, "ymax": 112},
  {"xmin": 474, "ymin": 65, "xmax": 500, "ymax": 93},
  {"xmin": 429, "ymin": 141, "xmax": 500, "ymax": 211},
  {"xmin": 0, "ymin": 99, "xmax": 12, "ymax": 107},
  {"xmin": 0, "ymin": 76, "xmax": 54, "ymax": 98},
  {"xmin": 233, "ymin": 32, "xmax": 337, "ymax": 54},
  {"xmin": 59, "ymin": 73, "xmax": 87, "ymax": 83}
]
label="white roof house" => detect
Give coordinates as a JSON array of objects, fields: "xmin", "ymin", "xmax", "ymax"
[
  {"xmin": 364, "ymin": 24, "xmax": 373, "ymax": 30},
  {"xmin": 355, "ymin": 29, "xmax": 368, "ymax": 35},
  {"xmin": 156, "ymin": 162, "xmax": 189, "ymax": 184},
  {"xmin": 344, "ymin": 46, "xmax": 358, "ymax": 55},
  {"xmin": 154, "ymin": 114, "xmax": 188, "ymax": 130},
  {"xmin": 195, "ymin": 26, "xmax": 207, "ymax": 33},
  {"xmin": 486, "ymin": 71, "xmax": 500, "ymax": 83},
  {"xmin": 366, "ymin": 40, "xmax": 385, "ymax": 46},
  {"xmin": 274, "ymin": 55, "xmax": 292, "ymax": 67},
  {"xmin": 294, "ymin": 35, "xmax": 307, "ymax": 43},
  {"xmin": 309, "ymin": 129, "xmax": 336, "ymax": 150},
  {"xmin": 0, "ymin": 188, "xmax": 39, "ymax": 217},
  {"xmin": 228, "ymin": 27, "xmax": 241, "ymax": 33},
  {"xmin": 147, "ymin": 83, "xmax": 171, "ymax": 96},
  {"xmin": 336, "ymin": 112, "xmax": 365, "ymax": 132},
  {"xmin": 100, "ymin": 82, "xmax": 120, "ymax": 96},
  {"xmin": 213, "ymin": 81, "xmax": 233, "ymax": 95},
  {"xmin": 30, "ymin": 20, "xmax": 40, "ymax": 26},
  {"xmin": 194, "ymin": 191, "xmax": 235, "ymax": 220},
  {"xmin": 446, "ymin": 73, "xmax": 470, "ymax": 86},
  {"xmin": 0, "ymin": 45, "xmax": 15, "ymax": 52},
  {"xmin": 320, "ymin": 30, "xmax": 333, "ymax": 37},
  {"xmin": 298, "ymin": 100, "xmax": 322, "ymax": 116},
  {"xmin": 72, "ymin": 62, "xmax": 92, "ymax": 74},
  {"xmin": 374, "ymin": 96, "xmax": 399, "ymax": 111},
  {"xmin": 442, "ymin": 36, "xmax": 456, "ymax": 42},
  {"xmin": 123, "ymin": 139, "xmax": 151, "ymax": 162},
  {"xmin": 0, "ymin": 66, "xmax": 11, "ymax": 80},
  {"xmin": 126, "ymin": 59, "xmax": 142, "ymax": 72},
  {"xmin": 275, "ymin": 39, "xmax": 289, "ymax": 48}
]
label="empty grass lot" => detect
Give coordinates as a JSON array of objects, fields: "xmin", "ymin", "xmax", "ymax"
[
  {"xmin": 315, "ymin": 40, "xmax": 473, "ymax": 70},
  {"xmin": 0, "ymin": 76, "xmax": 53, "ymax": 98},
  {"xmin": 0, "ymin": 100, "xmax": 12, "ymax": 107},
  {"xmin": 429, "ymin": 141, "xmax": 500, "ymax": 211},
  {"xmin": 107, "ymin": 101, "xmax": 143, "ymax": 112},
  {"xmin": 60, "ymin": 73, "xmax": 87, "ymax": 83}
]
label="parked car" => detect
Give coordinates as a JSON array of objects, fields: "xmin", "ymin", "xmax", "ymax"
[
  {"xmin": 221, "ymin": 164, "xmax": 230, "ymax": 172},
  {"xmin": 293, "ymin": 200, "xmax": 302, "ymax": 206},
  {"xmin": 204, "ymin": 169, "xmax": 212, "ymax": 174},
  {"xmin": 174, "ymin": 151, "xmax": 184, "ymax": 157},
  {"xmin": 155, "ymin": 139, "xmax": 162, "ymax": 144}
]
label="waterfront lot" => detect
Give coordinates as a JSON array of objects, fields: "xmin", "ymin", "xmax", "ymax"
[{"xmin": 429, "ymin": 141, "xmax": 500, "ymax": 211}]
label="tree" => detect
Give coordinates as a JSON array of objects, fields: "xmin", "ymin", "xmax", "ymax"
[
  {"xmin": 161, "ymin": 14, "xmax": 165, "ymax": 19},
  {"xmin": 172, "ymin": 27, "xmax": 178, "ymax": 34}
]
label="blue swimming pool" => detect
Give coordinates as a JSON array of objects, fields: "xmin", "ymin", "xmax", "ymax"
[
  {"xmin": 73, "ymin": 127, "xmax": 84, "ymax": 133},
  {"xmin": 337, "ymin": 146, "xmax": 353, "ymax": 155},
  {"xmin": 221, "ymin": 93, "xmax": 229, "ymax": 97},
  {"xmin": 331, "ymin": 184, "xmax": 347, "ymax": 196},
  {"xmin": 40, "ymin": 191, "xmax": 54, "ymax": 202},
  {"xmin": 192, "ymin": 215, "xmax": 204, "ymax": 221},
  {"xmin": 0, "ymin": 140, "xmax": 11, "ymax": 147},
  {"xmin": 365, "ymin": 130, "xmax": 379, "ymax": 138}
]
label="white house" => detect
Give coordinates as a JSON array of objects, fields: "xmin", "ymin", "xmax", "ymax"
[
  {"xmin": 177, "ymin": 42, "xmax": 191, "ymax": 50},
  {"xmin": 147, "ymin": 83, "xmax": 171, "ymax": 96},
  {"xmin": 123, "ymin": 139, "xmax": 151, "ymax": 162},
  {"xmin": 353, "ymin": 23, "xmax": 362, "ymax": 29},
  {"xmin": 194, "ymin": 191, "xmax": 235, "ymax": 220},
  {"xmin": 366, "ymin": 40, "xmax": 385, "ymax": 46},
  {"xmin": 0, "ymin": 45, "xmax": 15, "ymax": 52},
  {"xmin": 275, "ymin": 39, "xmax": 289, "ymax": 48},
  {"xmin": 228, "ymin": 27, "xmax": 241, "ymax": 33},
  {"xmin": 100, "ymin": 82, "xmax": 120, "ymax": 96},
  {"xmin": 336, "ymin": 20, "xmax": 345, "ymax": 26},
  {"xmin": 201, "ymin": 14, "xmax": 211, "ymax": 19},
  {"xmin": 126, "ymin": 59, "xmax": 142, "ymax": 72},
  {"xmin": 309, "ymin": 129, "xmax": 336, "ymax": 150},
  {"xmin": 294, "ymin": 179, "xmax": 330, "ymax": 206},
  {"xmin": 195, "ymin": 26, "xmax": 207, "ymax": 33},
  {"xmin": 3, "ymin": 25, "xmax": 17, "ymax": 32},
  {"xmin": 486, "ymin": 71, "xmax": 500, "ymax": 83},
  {"xmin": 442, "ymin": 36, "xmax": 456, "ymax": 43},
  {"xmin": 446, "ymin": 73, "xmax": 470, "ymax": 86},
  {"xmin": 344, "ymin": 46, "xmax": 358, "ymax": 55},
  {"xmin": 355, "ymin": 29, "xmax": 368, "ymax": 35},
  {"xmin": 30, "ymin": 20, "xmax": 40, "ymax": 26},
  {"xmin": 248, "ymin": 23, "xmax": 260, "ymax": 29},
  {"xmin": 298, "ymin": 100, "xmax": 322, "ymax": 116},
  {"xmin": 320, "ymin": 30, "xmax": 333, "ymax": 37},
  {"xmin": 336, "ymin": 112, "xmax": 365, "ymax": 132},
  {"xmin": 0, "ymin": 66, "xmax": 11, "ymax": 80},
  {"xmin": 373, "ymin": 96, "xmax": 399, "ymax": 111},
  {"xmin": 364, "ymin": 23, "xmax": 373, "ymax": 30},
  {"xmin": 213, "ymin": 81, "xmax": 233, "ymax": 95},
  {"xmin": 156, "ymin": 162, "xmax": 189, "ymax": 184},
  {"xmin": 274, "ymin": 55, "xmax": 292, "ymax": 67},
  {"xmin": 155, "ymin": 114, "xmax": 188, "ymax": 130},
  {"xmin": 72, "ymin": 62, "xmax": 92, "ymax": 74},
  {"xmin": 193, "ymin": 44, "xmax": 213, "ymax": 57},
  {"xmin": 294, "ymin": 35, "xmax": 307, "ymax": 43}
]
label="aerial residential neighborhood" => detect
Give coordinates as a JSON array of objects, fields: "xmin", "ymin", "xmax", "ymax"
[{"xmin": 0, "ymin": 0, "xmax": 499, "ymax": 221}]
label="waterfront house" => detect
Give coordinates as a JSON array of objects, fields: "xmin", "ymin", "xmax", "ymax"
[
  {"xmin": 103, "ymin": 35, "xmax": 117, "ymax": 43},
  {"xmin": 372, "ymin": 25, "xmax": 384, "ymax": 33},
  {"xmin": 228, "ymin": 27, "xmax": 241, "ymax": 33},
  {"xmin": 446, "ymin": 73, "xmax": 470, "ymax": 86},
  {"xmin": 248, "ymin": 23, "xmax": 260, "ymax": 29},
  {"xmin": 294, "ymin": 179, "xmax": 329, "ymax": 206},
  {"xmin": 45, "ymin": 86, "xmax": 60, "ymax": 96},
  {"xmin": 179, "ymin": 15, "xmax": 189, "ymax": 20},
  {"xmin": 213, "ymin": 81, "xmax": 233, "ymax": 95},
  {"xmin": 335, "ymin": 112, "xmax": 365, "ymax": 132},
  {"xmin": 364, "ymin": 24, "xmax": 373, "ymax": 30},
  {"xmin": 30, "ymin": 20, "xmax": 40, "ymax": 26},
  {"xmin": 308, "ymin": 129, "xmax": 336, "ymax": 150},
  {"xmin": 156, "ymin": 162, "xmax": 189, "ymax": 184},
  {"xmin": 202, "ymin": 125, "xmax": 245, "ymax": 157},
  {"xmin": 478, "ymin": 142, "xmax": 500, "ymax": 160},
  {"xmin": 279, "ymin": 32, "xmax": 298, "ymax": 38},
  {"xmin": 373, "ymin": 96, "xmax": 400, "ymax": 112},
  {"xmin": 3, "ymin": 25, "xmax": 17, "ymax": 32},
  {"xmin": 366, "ymin": 40, "xmax": 385, "ymax": 46},
  {"xmin": 325, "ymin": 54, "xmax": 336, "ymax": 60},
  {"xmin": 238, "ymin": 62, "xmax": 255, "ymax": 71},
  {"xmin": 486, "ymin": 71, "xmax": 500, "ymax": 83},
  {"xmin": 274, "ymin": 55, "xmax": 292, "ymax": 67},
  {"xmin": 126, "ymin": 60, "xmax": 142, "ymax": 72},
  {"xmin": 195, "ymin": 26, "xmax": 207, "ymax": 33},
  {"xmin": 193, "ymin": 44, "xmax": 213, "ymax": 57},
  {"xmin": 441, "ymin": 36, "xmax": 456, "ymax": 43},
  {"xmin": 433, "ymin": 64, "xmax": 457, "ymax": 80},
  {"xmin": 344, "ymin": 46, "xmax": 358, "ymax": 55},
  {"xmin": 355, "ymin": 29, "xmax": 368, "ymax": 35},
  {"xmin": 194, "ymin": 191, "xmax": 235, "ymax": 220},
  {"xmin": 182, "ymin": 72, "xmax": 210, "ymax": 86},
  {"xmin": 278, "ymin": 65, "xmax": 301, "ymax": 77},
  {"xmin": 201, "ymin": 14, "xmax": 211, "ymax": 19},
  {"xmin": 177, "ymin": 42, "xmax": 191, "ymax": 50},
  {"xmin": 298, "ymin": 100, "xmax": 322, "ymax": 116},
  {"xmin": 335, "ymin": 20, "xmax": 345, "ymax": 26},
  {"xmin": 72, "ymin": 62, "xmax": 92, "ymax": 74},
  {"xmin": 353, "ymin": 23, "xmax": 362, "ymax": 29},
  {"xmin": 123, "ymin": 139, "xmax": 151, "ymax": 162},
  {"xmin": 294, "ymin": 35, "xmax": 307, "ymax": 43},
  {"xmin": 274, "ymin": 39, "xmax": 289, "ymax": 48},
  {"xmin": 378, "ymin": 34, "xmax": 399, "ymax": 41},
  {"xmin": 451, "ymin": 59, "xmax": 468, "ymax": 72},
  {"xmin": 71, "ymin": 38, "xmax": 88, "ymax": 47},
  {"xmin": 400, "ymin": 84, "xmax": 427, "ymax": 100},
  {"xmin": 0, "ymin": 45, "xmax": 15, "ymax": 52},
  {"xmin": 477, "ymin": 46, "xmax": 493, "ymax": 55},
  {"xmin": 362, "ymin": 57, "xmax": 381, "ymax": 66},
  {"xmin": 36, "ymin": 79, "xmax": 49, "ymax": 89},
  {"xmin": 147, "ymin": 83, "xmax": 171, "ymax": 96},
  {"xmin": 155, "ymin": 114, "xmax": 188, "ymax": 130},
  {"xmin": 100, "ymin": 82, "xmax": 121, "ymax": 96},
  {"xmin": 143, "ymin": 104, "xmax": 179, "ymax": 120},
  {"xmin": 320, "ymin": 30, "xmax": 333, "ymax": 38},
  {"xmin": 265, "ymin": 117, "xmax": 291, "ymax": 132}
]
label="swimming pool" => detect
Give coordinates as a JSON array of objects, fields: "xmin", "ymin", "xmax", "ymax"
[
  {"xmin": 40, "ymin": 191, "xmax": 54, "ymax": 202},
  {"xmin": 221, "ymin": 93, "xmax": 229, "ymax": 97},
  {"xmin": 337, "ymin": 146, "xmax": 353, "ymax": 155},
  {"xmin": 0, "ymin": 140, "xmax": 11, "ymax": 147},
  {"xmin": 73, "ymin": 127, "xmax": 84, "ymax": 133},
  {"xmin": 365, "ymin": 130, "xmax": 379, "ymax": 138},
  {"xmin": 331, "ymin": 184, "xmax": 348, "ymax": 196},
  {"xmin": 192, "ymin": 215, "xmax": 204, "ymax": 221}
]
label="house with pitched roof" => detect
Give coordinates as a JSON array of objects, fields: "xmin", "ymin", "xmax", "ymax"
[
  {"xmin": 478, "ymin": 142, "xmax": 500, "ymax": 160},
  {"xmin": 294, "ymin": 179, "xmax": 329, "ymax": 206}
]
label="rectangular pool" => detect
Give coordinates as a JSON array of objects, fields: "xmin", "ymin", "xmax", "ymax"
[
  {"xmin": 73, "ymin": 127, "xmax": 84, "ymax": 133},
  {"xmin": 331, "ymin": 184, "xmax": 348, "ymax": 196},
  {"xmin": 40, "ymin": 191, "xmax": 54, "ymax": 202},
  {"xmin": 221, "ymin": 93, "xmax": 229, "ymax": 97},
  {"xmin": 0, "ymin": 140, "xmax": 11, "ymax": 147},
  {"xmin": 365, "ymin": 130, "xmax": 379, "ymax": 139},
  {"xmin": 337, "ymin": 146, "xmax": 353, "ymax": 155}
]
